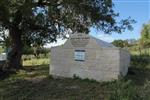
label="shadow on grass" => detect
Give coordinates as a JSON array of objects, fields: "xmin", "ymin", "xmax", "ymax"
[
  {"xmin": 0, "ymin": 76, "xmax": 108, "ymax": 100},
  {"xmin": 0, "ymin": 64, "xmax": 49, "ymax": 80},
  {"xmin": 0, "ymin": 70, "xmax": 16, "ymax": 80},
  {"xmin": 0, "ymin": 64, "xmax": 112, "ymax": 100},
  {"xmin": 126, "ymin": 67, "xmax": 150, "ymax": 86},
  {"xmin": 128, "ymin": 55, "xmax": 150, "ymax": 85},
  {"xmin": 23, "ymin": 64, "xmax": 49, "ymax": 72}
]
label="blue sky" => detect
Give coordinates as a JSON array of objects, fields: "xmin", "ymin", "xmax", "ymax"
[{"xmin": 91, "ymin": 0, "xmax": 150, "ymax": 42}]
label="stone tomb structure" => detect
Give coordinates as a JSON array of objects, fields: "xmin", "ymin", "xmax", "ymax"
[{"xmin": 50, "ymin": 33, "xmax": 130, "ymax": 81}]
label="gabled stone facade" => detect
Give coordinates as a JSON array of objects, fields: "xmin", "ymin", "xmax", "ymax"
[{"xmin": 50, "ymin": 33, "xmax": 130, "ymax": 81}]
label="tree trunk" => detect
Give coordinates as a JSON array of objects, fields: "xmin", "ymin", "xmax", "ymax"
[{"xmin": 7, "ymin": 27, "xmax": 23, "ymax": 70}]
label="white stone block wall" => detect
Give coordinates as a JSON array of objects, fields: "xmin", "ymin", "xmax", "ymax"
[
  {"xmin": 119, "ymin": 49, "xmax": 130, "ymax": 76},
  {"xmin": 50, "ymin": 47, "xmax": 125, "ymax": 81}
]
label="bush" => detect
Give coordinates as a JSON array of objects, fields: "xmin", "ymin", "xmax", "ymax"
[
  {"xmin": 22, "ymin": 46, "xmax": 50, "ymax": 58},
  {"xmin": 22, "ymin": 46, "xmax": 34, "ymax": 55},
  {"xmin": 140, "ymin": 80, "xmax": 150, "ymax": 99},
  {"xmin": 131, "ymin": 55, "xmax": 150, "ymax": 68},
  {"xmin": 108, "ymin": 79, "xmax": 140, "ymax": 100},
  {"xmin": 0, "ymin": 46, "xmax": 5, "ymax": 54}
]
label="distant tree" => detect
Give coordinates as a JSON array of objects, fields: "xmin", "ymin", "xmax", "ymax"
[
  {"xmin": 32, "ymin": 43, "xmax": 42, "ymax": 58},
  {"xmin": 112, "ymin": 40, "xmax": 129, "ymax": 48},
  {"xmin": 140, "ymin": 22, "xmax": 150, "ymax": 48},
  {"xmin": 0, "ymin": 0, "xmax": 135, "ymax": 70},
  {"xmin": 126, "ymin": 39, "xmax": 138, "ymax": 46}
]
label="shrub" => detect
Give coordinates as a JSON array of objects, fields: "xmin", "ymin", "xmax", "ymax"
[
  {"xmin": 108, "ymin": 79, "xmax": 140, "ymax": 100},
  {"xmin": 131, "ymin": 55, "xmax": 150, "ymax": 68},
  {"xmin": 22, "ymin": 46, "xmax": 50, "ymax": 58},
  {"xmin": 22, "ymin": 46, "xmax": 34, "ymax": 55},
  {"xmin": 139, "ymin": 80, "xmax": 150, "ymax": 99}
]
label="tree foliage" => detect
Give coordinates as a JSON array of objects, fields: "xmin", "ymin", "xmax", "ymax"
[
  {"xmin": 0, "ymin": 0, "xmax": 135, "ymax": 69},
  {"xmin": 140, "ymin": 22, "xmax": 150, "ymax": 48},
  {"xmin": 112, "ymin": 39, "xmax": 129, "ymax": 48},
  {"xmin": 0, "ymin": 0, "xmax": 135, "ymax": 44}
]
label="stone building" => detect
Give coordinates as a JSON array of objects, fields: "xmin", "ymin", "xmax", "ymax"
[{"xmin": 50, "ymin": 33, "xmax": 130, "ymax": 81}]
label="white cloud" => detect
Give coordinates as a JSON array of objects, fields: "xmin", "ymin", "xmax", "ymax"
[
  {"xmin": 43, "ymin": 38, "xmax": 67, "ymax": 48},
  {"xmin": 91, "ymin": 33, "xmax": 114, "ymax": 43},
  {"xmin": 43, "ymin": 33, "xmax": 70, "ymax": 48}
]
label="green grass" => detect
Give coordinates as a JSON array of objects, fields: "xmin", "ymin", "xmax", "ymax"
[
  {"xmin": 0, "ymin": 56, "xmax": 150, "ymax": 100},
  {"xmin": 1, "ymin": 65, "xmax": 150, "ymax": 100},
  {"xmin": 23, "ymin": 58, "xmax": 49, "ymax": 66}
]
